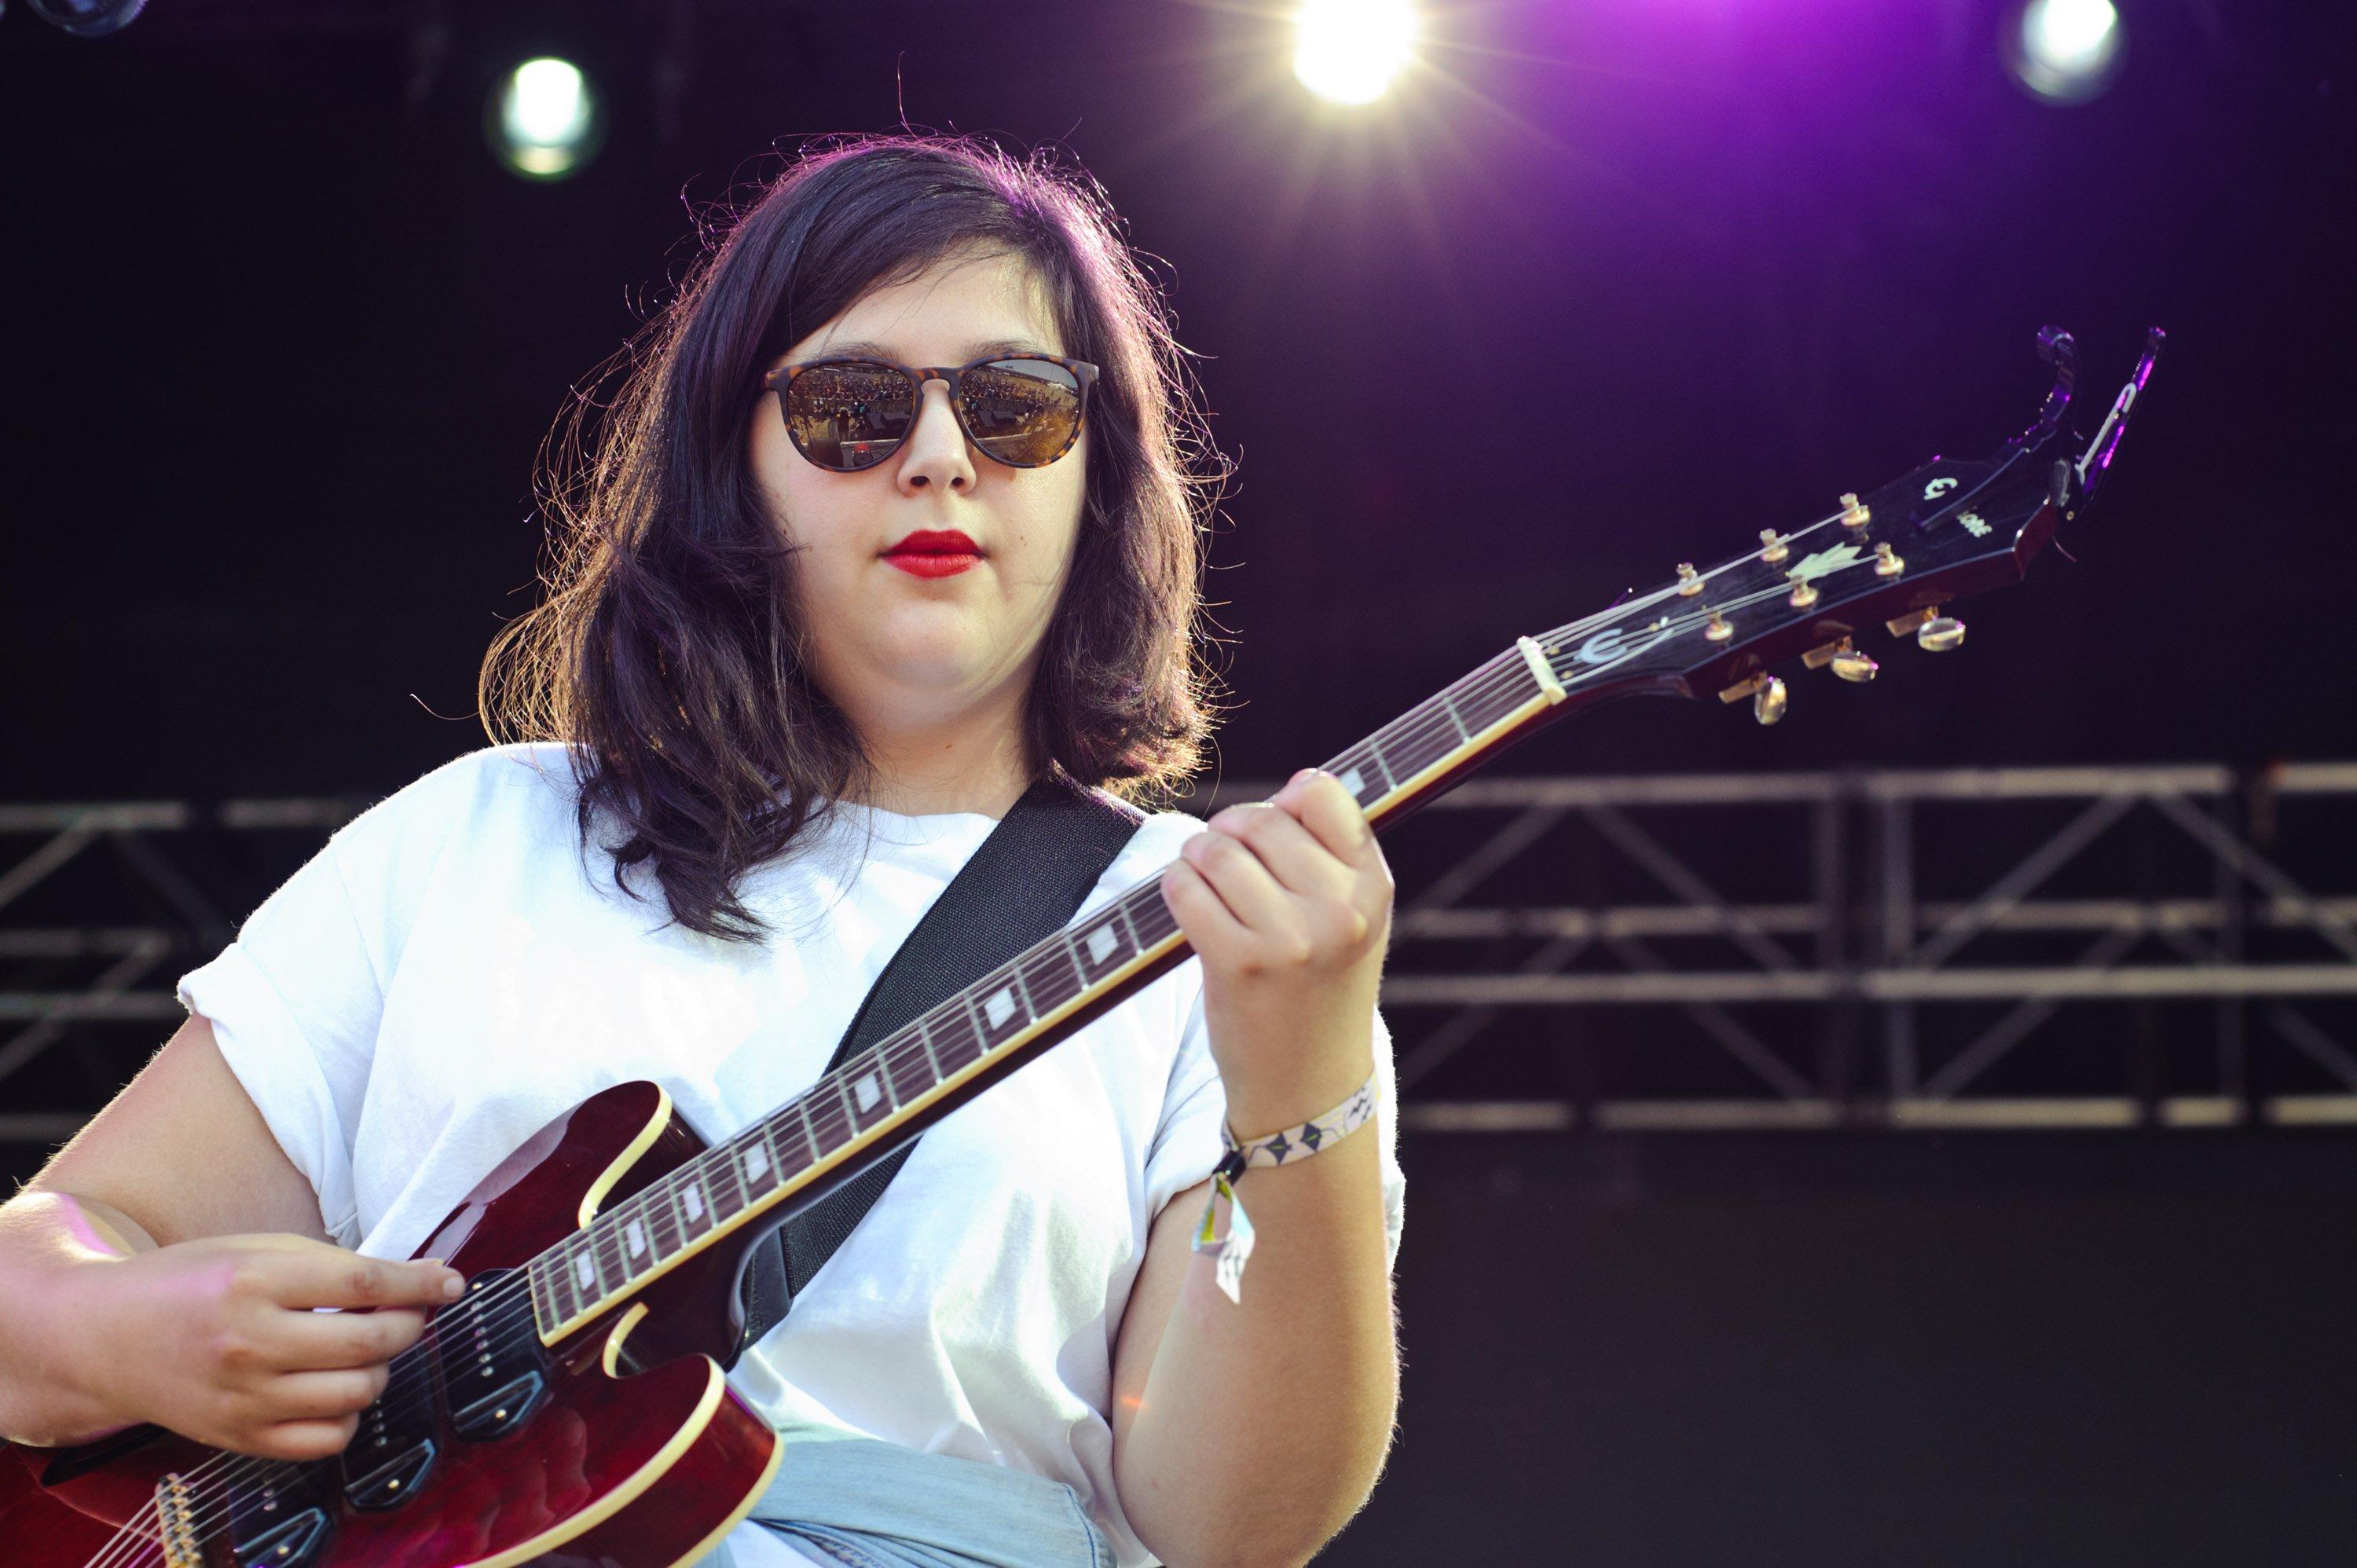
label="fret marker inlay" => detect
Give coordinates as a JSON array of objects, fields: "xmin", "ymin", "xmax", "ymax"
[
  {"xmin": 683, "ymin": 1183, "xmax": 705, "ymax": 1222},
  {"xmin": 1086, "ymin": 926, "xmax": 1116, "ymax": 965},
  {"xmin": 625, "ymin": 1218, "xmax": 647, "ymax": 1258},
  {"xmin": 984, "ymin": 987, "xmax": 1017, "ymax": 1028},
  {"xmin": 574, "ymin": 1253, "xmax": 595, "ymax": 1291},
  {"xmin": 1337, "ymin": 767, "xmax": 1365, "ymax": 799},
  {"xmin": 745, "ymin": 1145, "xmax": 769, "ymax": 1180},
  {"xmin": 854, "ymin": 1073, "xmax": 882, "ymax": 1112}
]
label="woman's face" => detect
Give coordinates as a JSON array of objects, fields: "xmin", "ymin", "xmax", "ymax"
[{"xmin": 748, "ymin": 248, "xmax": 1088, "ymax": 741}]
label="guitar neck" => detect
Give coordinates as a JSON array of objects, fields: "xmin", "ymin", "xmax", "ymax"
[{"xmin": 528, "ymin": 639, "xmax": 1567, "ymax": 1340}]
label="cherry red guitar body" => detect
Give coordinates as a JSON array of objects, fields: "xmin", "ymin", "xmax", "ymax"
[{"xmin": 0, "ymin": 1081, "xmax": 785, "ymax": 1568}]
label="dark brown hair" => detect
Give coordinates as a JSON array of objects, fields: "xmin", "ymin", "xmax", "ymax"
[{"xmin": 478, "ymin": 133, "xmax": 1228, "ymax": 943}]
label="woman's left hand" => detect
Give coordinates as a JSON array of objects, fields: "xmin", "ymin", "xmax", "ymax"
[{"xmin": 1159, "ymin": 768, "xmax": 1395, "ymax": 1137}]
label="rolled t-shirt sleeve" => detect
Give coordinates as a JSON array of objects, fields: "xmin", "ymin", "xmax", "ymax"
[
  {"xmin": 1142, "ymin": 980, "xmax": 1228, "ymax": 1225},
  {"xmin": 1142, "ymin": 981, "xmax": 1409, "ymax": 1266},
  {"xmin": 176, "ymin": 836, "xmax": 383, "ymax": 1248}
]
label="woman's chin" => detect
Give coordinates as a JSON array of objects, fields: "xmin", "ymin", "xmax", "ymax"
[{"xmin": 863, "ymin": 633, "xmax": 1009, "ymax": 696}]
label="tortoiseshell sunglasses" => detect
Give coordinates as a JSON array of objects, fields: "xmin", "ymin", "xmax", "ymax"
[{"xmin": 756, "ymin": 352, "xmax": 1100, "ymax": 472}]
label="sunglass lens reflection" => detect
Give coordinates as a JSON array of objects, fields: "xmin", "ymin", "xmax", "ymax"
[
  {"xmin": 786, "ymin": 361, "xmax": 1081, "ymax": 470},
  {"xmin": 784, "ymin": 364, "xmax": 915, "ymax": 470},
  {"xmin": 960, "ymin": 360, "xmax": 1082, "ymax": 466}
]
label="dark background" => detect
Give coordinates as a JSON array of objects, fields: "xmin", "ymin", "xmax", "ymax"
[{"xmin": 5, "ymin": 0, "xmax": 2355, "ymax": 1560}]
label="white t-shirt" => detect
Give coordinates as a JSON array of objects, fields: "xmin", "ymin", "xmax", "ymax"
[{"xmin": 174, "ymin": 742, "xmax": 1405, "ymax": 1567}]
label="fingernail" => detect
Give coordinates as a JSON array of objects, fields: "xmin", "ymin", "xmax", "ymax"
[{"xmin": 443, "ymin": 1273, "xmax": 465, "ymax": 1299}]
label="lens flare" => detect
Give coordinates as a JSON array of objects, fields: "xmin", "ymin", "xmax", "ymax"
[
  {"xmin": 489, "ymin": 57, "xmax": 603, "ymax": 179},
  {"xmin": 2009, "ymin": 0, "xmax": 2123, "ymax": 104},
  {"xmin": 1294, "ymin": 0, "xmax": 1417, "ymax": 106}
]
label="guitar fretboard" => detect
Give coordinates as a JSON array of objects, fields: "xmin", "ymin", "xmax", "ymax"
[{"xmin": 527, "ymin": 645, "xmax": 1544, "ymax": 1334}]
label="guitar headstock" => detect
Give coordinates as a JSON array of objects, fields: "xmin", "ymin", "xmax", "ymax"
[{"xmin": 1533, "ymin": 326, "xmax": 2163, "ymax": 722}]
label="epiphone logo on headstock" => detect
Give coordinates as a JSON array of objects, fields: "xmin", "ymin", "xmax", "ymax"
[{"xmin": 1574, "ymin": 619, "xmax": 1677, "ymax": 667}]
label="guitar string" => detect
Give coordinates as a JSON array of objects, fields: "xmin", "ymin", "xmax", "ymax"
[
  {"xmin": 86, "ymin": 1515, "xmax": 163, "ymax": 1568},
  {"xmin": 86, "ymin": 537, "xmax": 1875, "ymax": 1568},
  {"xmin": 86, "ymin": 506, "xmax": 1876, "ymax": 1559},
  {"xmin": 82, "ymin": 651, "xmax": 1571, "ymax": 1563},
  {"xmin": 78, "ymin": 645, "xmax": 1561, "ymax": 1559},
  {"xmin": 86, "ymin": 526, "xmax": 1867, "ymax": 1563},
  {"xmin": 88, "ymin": 520, "xmax": 1868, "ymax": 1559}
]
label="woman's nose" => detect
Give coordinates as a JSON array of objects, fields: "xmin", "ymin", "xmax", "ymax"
[{"xmin": 896, "ymin": 376, "xmax": 977, "ymax": 491}]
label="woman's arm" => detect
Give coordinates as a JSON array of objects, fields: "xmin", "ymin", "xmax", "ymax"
[
  {"xmin": 1111, "ymin": 1131, "xmax": 1396, "ymax": 1566},
  {"xmin": 1112, "ymin": 770, "xmax": 1402, "ymax": 1567},
  {"xmin": 0, "ymin": 1013, "xmax": 458, "ymax": 1455}
]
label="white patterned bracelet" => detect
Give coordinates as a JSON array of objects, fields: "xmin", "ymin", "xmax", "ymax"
[{"xmin": 1191, "ymin": 1072, "xmax": 1379, "ymax": 1304}]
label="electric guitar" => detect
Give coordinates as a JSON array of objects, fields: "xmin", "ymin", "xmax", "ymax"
[{"xmin": 0, "ymin": 327, "xmax": 2162, "ymax": 1567}]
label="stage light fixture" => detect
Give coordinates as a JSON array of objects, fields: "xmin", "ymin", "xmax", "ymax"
[
  {"xmin": 23, "ymin": 0, "xmax": 145, "ymax": 36},
  {"xmin": 488, "ymin": 56, "xmax": 604, "ymax": 180},
  {"xmin": 2007, "ymin": 0, "xmax": 2123, "ymax": 104},
  {"xmin": 1294, "ymin": 0, "xmax": 1417, "ymax": 106}
]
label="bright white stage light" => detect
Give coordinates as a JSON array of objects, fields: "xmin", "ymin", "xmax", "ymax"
[
  {"xmin": 489, "ymin": 57, "xmax": 603, "ymax": 180},
  {"xmin": 2009, "ymin": 0, "xmax": 2123, "ymax": 104},
  {"xmin": 1294, "ymin": 0, "xmax": 1418, "ymax": 106}
]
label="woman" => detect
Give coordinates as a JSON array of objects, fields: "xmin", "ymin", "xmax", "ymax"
[{"xmin": 0, "ymin": 134, "xmax": 1405, "ymax": 1567}]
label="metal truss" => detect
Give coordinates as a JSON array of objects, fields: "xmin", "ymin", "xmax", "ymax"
[
  {"xmin": 1208, "ymin": 763, "xmax": 2357, "ymax": 1133},
  {"xmin": 6, "ymin": 767, "xmax": 2356, "ymax": 1151},
  {"xmin": 0, "ymin": 797, "xmax": 356, "ymax": 1149}
]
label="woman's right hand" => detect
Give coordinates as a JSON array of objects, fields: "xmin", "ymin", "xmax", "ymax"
[{"xmin": 63, "ymin": 1233, "xmax": 463, "ymax": 1462}]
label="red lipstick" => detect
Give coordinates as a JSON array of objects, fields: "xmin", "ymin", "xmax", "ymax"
[{"xmin": 882, "ymin": 529, "xmax": 982, "ymax": 579}]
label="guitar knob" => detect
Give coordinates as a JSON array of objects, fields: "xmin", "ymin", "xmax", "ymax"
[
  {"xmin": 1753, "ymin": 676, "xmax": 1788, "ymax": 725},
  {"xmin": 1916, "ymin": 616, "xmax": 1966, "ymax": 652},
  {"xmin": 1831, "ymin": 649, "xmax": 1879, "ymax": 683}
]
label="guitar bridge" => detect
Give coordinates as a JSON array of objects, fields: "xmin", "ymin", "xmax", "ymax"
[{"xmin": 153, "ymin": 1473, "xmax": 201, "ymax": 1568}]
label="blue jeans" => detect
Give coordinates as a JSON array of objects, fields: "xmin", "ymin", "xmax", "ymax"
[{"xmin": 692, "ymin": 1422, "xmax": 1115, "ymax": 1568}]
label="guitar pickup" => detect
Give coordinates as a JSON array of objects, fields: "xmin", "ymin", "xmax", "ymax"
[
  {"xmin": 342, "ymin": 1438, "xmax": 438, "ymax": 1511},
  {"xmin": 452, "ymin": 1371, "xmax": 547, "ymax": 1442},
  {"xmin": 229, "ymin": 1505, "xmax": 332, "ymax": 1568}
]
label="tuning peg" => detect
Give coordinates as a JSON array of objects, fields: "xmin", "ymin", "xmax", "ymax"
[
  {"xmin": 1885, "ymin": 606, "xmax": 1937, "ymax": 637},
  {"xmin": 1803, "ymin": 636, "xmax": 1879, "ymax": 683},
  {"xmin": 1675, "ymin": 562, "xmax": 1703, "ymax": 595},
  {"xmin": 1802, "ymin": 636, "xmax": 1850, "ymax": 669},
  {"xmin": 1716, "ymin": 672, "xmax": 1788, "ymax": 724},
  {"xmin": 1915, "ymin": 616, "xmax": 1966, "ymax": 652},
  {"xmin": 1758, "ymin": 529, "xmax": 1789, "ymax": 564},
  {"xmin": 1873, "ymin": 541, "xmax": 1905, "ymax": 577},
  {"xmin": 1839, "ymin": 492, "xmax": 1871, "ymax": 528}
]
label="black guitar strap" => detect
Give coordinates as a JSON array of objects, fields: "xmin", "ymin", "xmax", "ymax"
[{"xmin": 736, "ymin": 771, "xmax": 1146, "ymax": 1351}]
